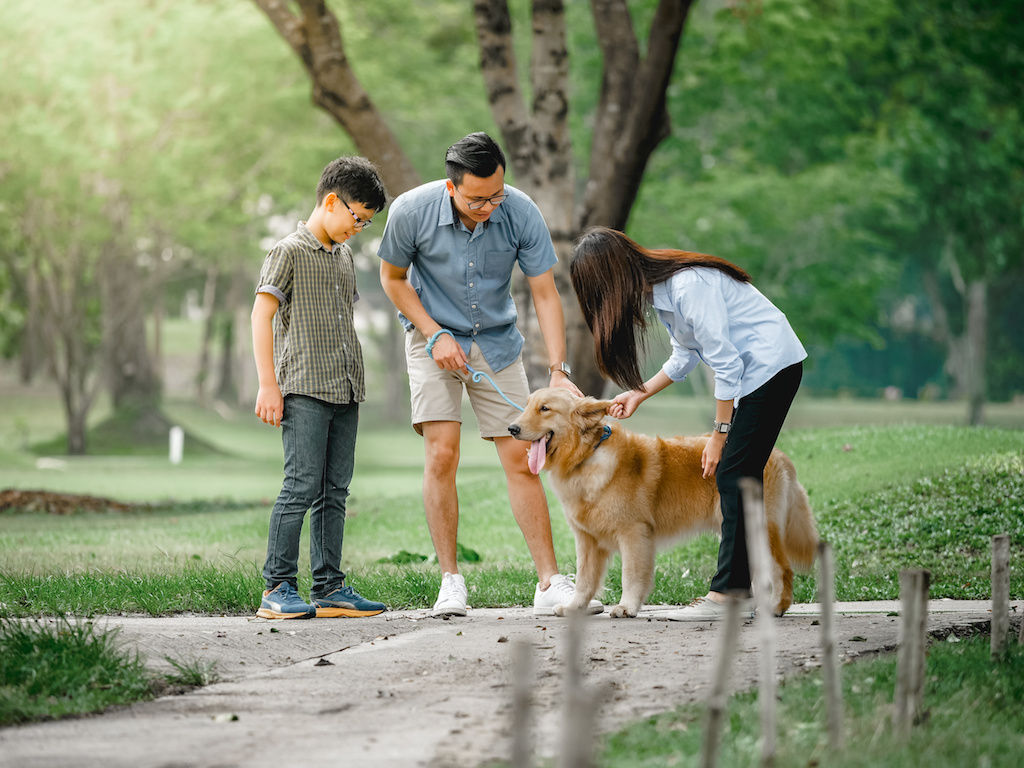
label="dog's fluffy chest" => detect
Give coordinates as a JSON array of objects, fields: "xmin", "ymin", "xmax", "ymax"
[{"xmin": 549, "ymin": 445, "xmax": 618, "ymax": 507}]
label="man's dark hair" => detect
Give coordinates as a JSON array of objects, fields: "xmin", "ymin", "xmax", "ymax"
[
  {"xmin": 316, "ymin": 156, "xmax": 387, "ymax": 211},
  {"xmin": 445, "ymin": 132, "xmax": 506, "ymax": 186}
]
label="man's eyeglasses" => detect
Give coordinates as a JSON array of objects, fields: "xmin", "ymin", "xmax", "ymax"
[
  {"xmin": 341, "ymin": 199, "xmax": 373, "ymax": 229},
  {"xmin": 458, "ymin": 189, "xmax": 507, "ymax": 211}
]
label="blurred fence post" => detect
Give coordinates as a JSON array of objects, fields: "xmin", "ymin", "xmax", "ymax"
[
  {"xmin": 700, "ymin": 595, "xmax": 743, "ymax": 768},
  {"xmin": 511, "ymin": 640, "xmax": 533, "ymax": 768},
  {"xmin": 169, "ymin": 425, "xmax": 184, "ymax": 465},
  {"xmin": 558, "ymin": 608, "xmax": 604, "ymax": 768},
  {"xmin": 740, "ymin": 477, "xmax": 777, "ymax": 767},
  {"xmin": 817, "ymin": 540, "xmax": 843, "ymax": 750},
  {"xmin": 893, "ymin": 569, "xmax": 930, "ymax": 735},
  {"xmin": 991, "ymin": 534, "xmax": 1010, "ymax": 661}
]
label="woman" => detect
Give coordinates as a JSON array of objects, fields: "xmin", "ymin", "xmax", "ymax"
[{"xmin": 570, "ymin": 227, "xmax": 806, "ymax": 621}]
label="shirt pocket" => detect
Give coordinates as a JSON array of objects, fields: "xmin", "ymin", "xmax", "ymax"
[{"xmin": 483, "ymin": 249, "xmax": 517, "ymax": 282}]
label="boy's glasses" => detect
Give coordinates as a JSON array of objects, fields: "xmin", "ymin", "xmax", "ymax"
[{"xmin": 341, "ymin": 199, "xmax": 373, "ymax": 229}]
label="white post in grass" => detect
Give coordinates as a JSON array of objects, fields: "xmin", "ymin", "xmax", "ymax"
[
  {"xmin": 817, "ymin": 541, "xmax": 844, "ymax": 750},
  {"xmin": 740, "ymin": 477, "xmax": 777, "ymax": 768},
  {"xmin": 169, "ymin": 425, "xmax": 184, "ymax": 465},
  {"xmin": 510, "ymin": 640, "xmax": 534, "ymax": 768},
  {"xmin": 700, "ymin": 595, "xmax": 743, "ymax": 768},
  {"xmin": 991, "ymin": 534, "xmax": 1010, "ymax": 661},
  {"xmin": 893, "ymin": 569, "xmax": 930, "ymax": 735}
]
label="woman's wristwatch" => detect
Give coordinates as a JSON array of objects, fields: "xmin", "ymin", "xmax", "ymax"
[{"xmin": 713, "ymin": 421, "xmax": 732, "ymax": 434}]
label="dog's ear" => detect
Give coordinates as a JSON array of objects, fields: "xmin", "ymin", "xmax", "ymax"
[{"xmin": 574, "ymin": 397, "xmax": 614, "ymax": 422}]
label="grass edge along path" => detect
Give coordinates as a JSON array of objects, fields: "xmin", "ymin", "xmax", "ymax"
[
  {"xmin": 0, "ymin": 615, "xmax": 216, "ymax": 726},
  {"xmin": 597, "ymin": 632, "xmax": 1024, "ymax": 768}
]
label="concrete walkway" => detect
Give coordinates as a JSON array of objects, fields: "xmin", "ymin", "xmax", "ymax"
[{"xmin": 0, "ymin": 600, "xmax": 1016, "ymax": 768}]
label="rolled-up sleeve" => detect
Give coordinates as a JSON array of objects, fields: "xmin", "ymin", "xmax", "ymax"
[
  {"xmin": 662, "ymin": 334, "xmax": 700, "ymax": 382},
  {"xmin": 513, "ymin": 198, "xmax": 558, "ymax": 277},
  {"xmin": 257, "ymin": 245, "xmax": 293, "ymax": 304}
]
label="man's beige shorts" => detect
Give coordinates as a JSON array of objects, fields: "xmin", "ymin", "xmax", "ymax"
[{"xmin": 406, "ymin": 330, "xmax": 529, "ymax": 439}]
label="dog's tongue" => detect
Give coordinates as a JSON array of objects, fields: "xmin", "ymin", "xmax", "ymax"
[{"xmin": 527, "ymin": 436, "xmax": 548, "ymax": 475}]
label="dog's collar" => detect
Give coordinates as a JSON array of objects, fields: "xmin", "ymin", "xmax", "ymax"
[{"xmin": 596, "ymin": 424, "xmax": 612, "ymax": 447}]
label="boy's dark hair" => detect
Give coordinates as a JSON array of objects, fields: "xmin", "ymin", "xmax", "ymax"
[
  {"xmin": 445, "ymin": 132, "xmax": 506, "ymax": 185},
  {"xmin": 316, "ymin": 156, "xmax": 387, "ymax": 211}
]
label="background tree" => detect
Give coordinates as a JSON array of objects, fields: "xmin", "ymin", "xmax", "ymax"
[{"xmin": 253, "ymin": 0, "xmax": 694, "ymax": 394}]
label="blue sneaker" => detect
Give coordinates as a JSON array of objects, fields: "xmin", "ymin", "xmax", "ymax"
[
  {"xmin": 311, "ymin": 584, "xmax": 386, "ymax": 618},
  {"xmin": 256, "ymin": 582, "xmax": 316, "ymax": 620}
]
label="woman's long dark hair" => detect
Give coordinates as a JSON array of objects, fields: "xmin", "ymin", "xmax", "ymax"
[{"xmin": 570, "ymin": 226, "xmax": 751, "ymax": 391}]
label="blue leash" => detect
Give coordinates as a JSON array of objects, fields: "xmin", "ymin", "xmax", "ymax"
[{"xmin": 425, "ymin": 329, "xmax": 524, "ymax": 413}]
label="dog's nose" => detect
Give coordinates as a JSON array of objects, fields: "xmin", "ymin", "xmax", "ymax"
[{"xmin": 508, "ymin": 424, "xmax": 520, "ymax": 436}]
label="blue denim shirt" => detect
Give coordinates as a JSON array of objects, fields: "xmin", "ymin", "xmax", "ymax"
[
  {"xmin": 652, "ymin": 267, "xmax": 807, "ymax": 403},
  {"xmin": 378, "ymin": 180, "xmax": 557, "ymax": 372}
]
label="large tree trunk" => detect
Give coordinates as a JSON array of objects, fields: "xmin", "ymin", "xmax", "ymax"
[{"xmin": 253, "ymin": 0, "xmax": 692, "ymax": 396}]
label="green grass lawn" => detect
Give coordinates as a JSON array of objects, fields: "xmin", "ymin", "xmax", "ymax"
[{"xmin": 1, "ymin": 383, "xmax": 1021, "ymax": 614}]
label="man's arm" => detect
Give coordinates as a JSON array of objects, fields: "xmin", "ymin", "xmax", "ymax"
[
  {"xmin": 251, "ymin": 292, "xmax": 283, "ymax": 427},
  {"xmin": 526, "ymin": 269, "xmax": 583, "ymax": 396},
  {"xmin": 379, "ymin": 260, "xmax": 467, "ymax": 372}
]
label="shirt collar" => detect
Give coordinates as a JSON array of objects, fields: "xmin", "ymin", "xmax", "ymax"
[{"xmin": 296, "ymin": 220, "xmax": 336, "ymax": 253}]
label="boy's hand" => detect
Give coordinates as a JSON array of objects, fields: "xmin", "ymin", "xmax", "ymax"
[{"xmin": 255, "ymin": 384, "xmax": 284, "ymax": 427}]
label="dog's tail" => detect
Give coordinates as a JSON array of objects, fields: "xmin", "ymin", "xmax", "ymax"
[{"xmin": 784, "ymin": 475, "xmax": 818, "ymax": 572}]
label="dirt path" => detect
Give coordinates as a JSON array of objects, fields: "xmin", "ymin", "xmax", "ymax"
[{"xmin": 0, "ymin": 601, "xmax": 1010, "ymax": 768}]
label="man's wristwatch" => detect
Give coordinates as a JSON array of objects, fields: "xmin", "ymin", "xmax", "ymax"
[
  {"xmin": 713, "ymin": 421, "xmax": 732, "ymax": 434},
  {"xmin": 549, "ymin": 361, "xmax": 572, "ymax": 377}
]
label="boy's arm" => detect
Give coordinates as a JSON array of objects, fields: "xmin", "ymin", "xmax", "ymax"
[
  {"xmin": 251, "ymin": 292, "xmax": 283, "ymax": 427},
  {"xmin": 379, "ymin": 260, "xmax": 468, "ymax": 373},
  {"xmin": 525, "ymin": 269, "xmax": 583, "ymax": 397}
]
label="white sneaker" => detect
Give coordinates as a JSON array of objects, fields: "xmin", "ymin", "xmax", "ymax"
[
  {"xmin": 431, "ymin": 572, "xmax": 468, "ymax": 617},
  {"xmin": 533, "ymin": 574, "xmax": 603, "ymax": 616},
  {"xmin": 663, "ymin": 596, "xmax": 754, "ymax": 622}
]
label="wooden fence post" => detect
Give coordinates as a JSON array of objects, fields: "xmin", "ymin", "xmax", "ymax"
[
  {"xmin": 893, "ymin": 569, "xmax": 930, "ymax": 735},
  {"xmin": 511, "ymin": 640, "xmax": 534, "ymax": 768},
  {"xmin": 991, "ymin": 534, "xmax": 1010, "ymax": 661},
  {"xmin": 558, "ymin": 608, "xmax": 602, "ymax": 768},
  {"xmin": 700, "ymin": 596, "xmax": 744, "ymax": 768},
  {"xmin": 740, "ymin": 477, "xmax": 777, "ymax": 767},
  {"xmin": 817, "ymin": 540, "xmax": 844, "ymax": 750}
]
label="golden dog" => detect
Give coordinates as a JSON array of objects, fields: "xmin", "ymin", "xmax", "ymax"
[{"xmin": 508, "ymin": 388, "xmax": 817, "ymax": 618}]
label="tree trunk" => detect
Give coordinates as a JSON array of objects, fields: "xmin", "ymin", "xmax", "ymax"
[
  {"xmin": 964, "ymin": 279, "xmax": 987, "ymax": 426},
  {"xmin": 254, "ymin": 0, "xmax": 693, "ymax": 396},
  {"xmin": 195, "ymin": 268, "xmax": 219, "ymax": 404}
]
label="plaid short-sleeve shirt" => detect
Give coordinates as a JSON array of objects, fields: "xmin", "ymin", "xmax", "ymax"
[{"xmin": 256, "ymin": 222, "xmax": 365, "ymax": 404}]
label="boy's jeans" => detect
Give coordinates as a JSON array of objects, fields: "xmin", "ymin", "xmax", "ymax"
[{"xmin": 262, "ymin": 394, "xmax": 358, "ymax": 596}]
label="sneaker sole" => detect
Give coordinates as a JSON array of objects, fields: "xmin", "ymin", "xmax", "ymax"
[
  {"xmin": 314, "ymin": 606, "xmax": 385, "ymax": 618},
  {"xmin": 431, "ymin": 606, "xmax": 468, "ymax": 617},
  {"xmin": 256, "ymin": 607, "xmax": 316, "ymax": 619},
  {"xmin": 533, "ymin": 603, "xmax": 604, "ymax": 616}
]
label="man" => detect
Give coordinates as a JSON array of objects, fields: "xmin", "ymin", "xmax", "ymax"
[{"xmin": 378, "ymin": 132, "xmax": 601, "ymax": 617}]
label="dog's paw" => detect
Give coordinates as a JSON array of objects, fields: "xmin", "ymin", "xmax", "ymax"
[
  {"xmin": 609, "ymin": 604, "xmax": 637, "ymax": 619},
  {"xmin": 552, "ymin": 604, "xmax": 568, "ymax": 617}
]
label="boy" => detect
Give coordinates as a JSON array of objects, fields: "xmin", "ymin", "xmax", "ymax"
[{"xmin": 251, "ymin": 156, "xmax": 387, "ymax": 619}]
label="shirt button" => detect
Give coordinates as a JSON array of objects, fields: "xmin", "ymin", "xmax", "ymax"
[
  {"xmin": 472, "ymin": 304, "xmax": 477, "ymax": 309},
  {"xmin": 474, "ymin": 323, "xmax": 480, "ymax": 328},
  {"xmin": 469, "ymin": 282, "xmax": 474, "ymax": 288},
  {"xmin": 468, "ymin": 262, "xmax": 474, "ymax": 267}
]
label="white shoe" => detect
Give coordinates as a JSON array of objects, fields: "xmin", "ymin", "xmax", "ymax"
[
  {"xmin": 432, "ymin": 572, "xmax": 468, "ymax": 617},
  {"xmin": 533, "ymin": 574, "xmax": 603, "ymax": 616},
  {"xmin": 663, "ymin": 596, "xmax": 754, "ymax": 622}
]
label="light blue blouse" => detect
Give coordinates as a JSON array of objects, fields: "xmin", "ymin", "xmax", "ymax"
[
  {"xmin": 651, "ymin": 267, "xmax": 806, "ymax": 403},
  {"xmin": 377, "ymin": 180, "xmax": 557, "ymax": 373}
]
